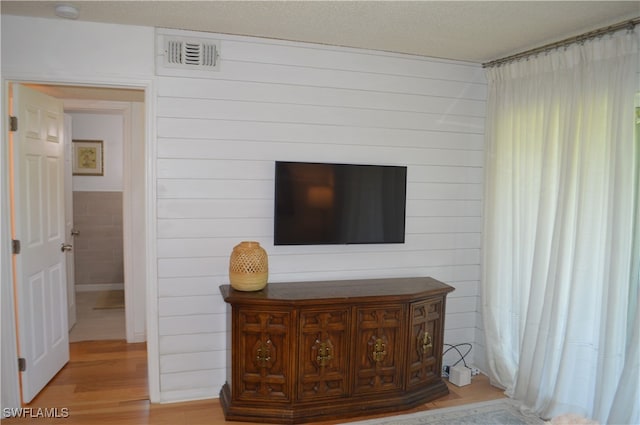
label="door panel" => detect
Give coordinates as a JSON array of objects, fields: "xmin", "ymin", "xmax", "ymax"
[
  {"xmin": 407, "ymin": 299, "xmax": 443, "ymax": 389},
  {"xmin": 235, "ymin": 308, "xmax": 291, "ymax": 402},
  {"xmin": 353, "ymin": 305, "xmax": 404, "ymax": 394},
  {"xmin": 11, "ymin": 83, "xmax": 69, "ymax": 403},
  {"xmin": 298, "ymin": 308, "xmax": 350, "ymax": 401},
  {"xmin": 46, "ymin": 157, "xmax": 62, "ymax": 239}
]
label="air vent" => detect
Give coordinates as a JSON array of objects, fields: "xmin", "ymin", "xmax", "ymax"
[
  {"xmin": 158, "ymin": 33, "xmax": 220, "ymax": 74},
  {"xmin": 165, "ymin": 39, "xmax": 217, "ymax": 68}
]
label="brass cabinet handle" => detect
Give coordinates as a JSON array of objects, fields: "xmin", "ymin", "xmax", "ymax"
[
  {"xmin": 372, "ymin": 338, "xmax": 387, "ymax": 362},
  {"xmin": 256, "ymin": 341, "xmax": 272, "ymax": 367},
  {"xmin": 316, "ymin": 341, "xmax": 333, "ymax": 367},
  {"xmin": 421, "ymin": 331, "xmax": 433, "ymax": 354}
]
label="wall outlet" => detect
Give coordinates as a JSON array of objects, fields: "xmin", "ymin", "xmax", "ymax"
[
  {"xmin": 469, "ymin": 367, "xmax": 480, "ymax": 376},
  {"xmin": 442, "ymin": 365, "xmax": 450, "ymax": 377}
]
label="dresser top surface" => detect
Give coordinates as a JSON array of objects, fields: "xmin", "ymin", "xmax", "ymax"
[{"xmin": 220, "ymin": 276, "xmax": 454, "ymax": 304}]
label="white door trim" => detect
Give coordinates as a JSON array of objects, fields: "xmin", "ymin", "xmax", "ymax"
[
  {"xmin": 1, "ymin": 84, "xmax": 21, "ymax": 412},
  {"xmin": 1, "ymin": 77, "xmax": 160, "ymax": 407}
]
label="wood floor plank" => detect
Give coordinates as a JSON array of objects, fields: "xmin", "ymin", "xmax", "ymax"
[{"xmin": 2, "ymin": 340, "xmax": 505, "ymax": 424}]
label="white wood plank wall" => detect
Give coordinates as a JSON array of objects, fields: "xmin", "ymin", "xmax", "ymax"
[{"xmin": 155, "ymin": 30, "xmax": 486, "ymax": 402}]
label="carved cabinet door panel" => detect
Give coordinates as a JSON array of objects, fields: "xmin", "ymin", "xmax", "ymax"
[
  {"xmin": 407, "ymin": 298, "xmax": 443, "ymax": 389},
  {"xmin": 235, "ymin": 308, "xmax": 292, "ymax": 402},
  {"xmin": 297, "ymin": 308, "xmax": 350, "ymax": 401},
  {"xmin": 353, "ymin": 305, "xmax": 405, "ymax": 394}
]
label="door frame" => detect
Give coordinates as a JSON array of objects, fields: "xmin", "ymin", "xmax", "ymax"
[{"xmin": 0, "ymin": 77, "xmax": 160, "ymax": 407}]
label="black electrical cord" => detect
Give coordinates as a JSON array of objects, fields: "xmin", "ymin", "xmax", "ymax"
[{"xmin": 442, "ymin": 343, "xmax": 472, "ymax": 368}]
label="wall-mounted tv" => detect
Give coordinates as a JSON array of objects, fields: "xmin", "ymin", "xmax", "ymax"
[{"xmin": 274, "ymin": 161, "xmax": 407, "ymax": 245}]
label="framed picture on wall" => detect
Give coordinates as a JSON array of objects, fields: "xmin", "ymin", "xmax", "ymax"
[{"xmin": 72, "ymin": 140, "xmax": 104, "ymax": 176}]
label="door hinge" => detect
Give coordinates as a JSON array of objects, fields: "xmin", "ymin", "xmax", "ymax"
[
  {"xmin": 18, "ymin": 357, "xmax": 26, "ymax": 372},
  {"xmin": 9, "ymin": 116, "xmax": 18, "ymax": 132},
  {"xmin": 11, "ymin": 239, "xmax": 21, "ymax": 255}
]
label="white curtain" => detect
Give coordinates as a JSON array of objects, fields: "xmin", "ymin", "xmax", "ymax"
[{"xmin": 482, "ymin": 30, "xmax": 639, "ymax": 424}]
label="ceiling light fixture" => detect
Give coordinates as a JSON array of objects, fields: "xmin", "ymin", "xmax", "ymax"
[{"xmin": 54, "ymin": 4, "xmax": 79, "ymax": 20}]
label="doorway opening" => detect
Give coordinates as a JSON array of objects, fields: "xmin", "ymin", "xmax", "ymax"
[
  {"xmin": 64, "ymin": 108, "xmax": 127, "ymax": 342},
  {"xmin": 16, "ymin": 82, "xmax": 147, "ymax": 401}
]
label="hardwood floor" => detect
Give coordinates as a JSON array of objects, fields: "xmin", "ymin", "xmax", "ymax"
[{"xmin": 3, "ymin": 340, "xmax": 505, "ymax": 424}]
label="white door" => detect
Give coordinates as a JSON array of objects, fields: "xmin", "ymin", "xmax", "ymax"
[
  {"xmin": 64, "ymin": 114, "xmax": 77, "ymax": 330},
  {"xmin": 10, "ymin": 84, "xmax": 69, "ymax": 403}
]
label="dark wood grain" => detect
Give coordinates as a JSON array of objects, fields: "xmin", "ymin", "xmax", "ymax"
[
  {"xmin": 221, "ymin": 276, "xmax": 455, "ymax": 424},
  {"xmin": 221, "ymin": 277, "xmax": 454, "ymax": 305}
]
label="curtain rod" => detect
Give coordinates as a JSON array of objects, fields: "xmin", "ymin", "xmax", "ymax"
[{"xmin": 483, "ymin": 17, "xmax": 640, "ymax": 68}]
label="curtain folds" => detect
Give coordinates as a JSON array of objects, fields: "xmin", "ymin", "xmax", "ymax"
[
  {"xmin": 482, "ymin": 31, "xmax": 639, "ymax": 423},
  {"xmin": 607, "ymin": 112, "xmax": 640, "ymax": 425}
]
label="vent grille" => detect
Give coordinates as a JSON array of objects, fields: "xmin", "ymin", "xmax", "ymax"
[{"xmin": 163, "ymin": 37, "xmax": 219, "ymax": 70}]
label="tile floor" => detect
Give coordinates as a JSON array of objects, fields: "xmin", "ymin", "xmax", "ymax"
[{"xmin": 69, "ymin": 290, "xmax": 126, "ymax": 342}]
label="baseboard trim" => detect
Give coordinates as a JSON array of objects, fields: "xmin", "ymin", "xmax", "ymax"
[
  {"xmin": 159, "ymin": 388, "xmax": 217, "ymax": 404},
  {"xmin": 75, "ymin": 283, "xmax": 124, "ymax": 292},
  {"xmin": 129, "ymin": 331, "xmax": 147, "ymax": 344}
]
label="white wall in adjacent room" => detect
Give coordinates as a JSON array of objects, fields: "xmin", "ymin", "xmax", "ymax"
[{"xmin": 70, "ymin": 112, "xmax": 124, "ymax": 191}]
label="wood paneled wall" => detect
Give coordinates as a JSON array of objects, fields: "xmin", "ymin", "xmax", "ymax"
[{"xmin": 155, "ymin": 30, "xmax": 486, "ymax": 401}]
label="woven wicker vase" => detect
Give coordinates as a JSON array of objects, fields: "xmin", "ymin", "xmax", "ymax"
[{"xmin": 229, "ymin": 241, "xmax": 269, "ymax": 291}]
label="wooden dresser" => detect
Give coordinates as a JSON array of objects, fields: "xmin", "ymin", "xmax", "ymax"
[{"xmin": 219, "ymin": 277, "xmax": 454, "ymax": 424}]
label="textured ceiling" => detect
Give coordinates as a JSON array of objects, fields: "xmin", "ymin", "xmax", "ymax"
[{"xmin": 2, "ymin": 1, "xmax": 639, "ymax": 64}]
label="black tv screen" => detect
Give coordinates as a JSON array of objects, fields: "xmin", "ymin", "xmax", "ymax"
[{"xmin": 274, "ymin": 161, "xmax": 407, "ymax": 245}]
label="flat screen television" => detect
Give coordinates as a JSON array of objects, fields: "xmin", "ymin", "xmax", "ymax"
[{"xmin": 274, "ymin": 161, "xmax": 407, "ymax": 245}]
